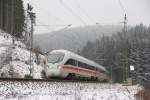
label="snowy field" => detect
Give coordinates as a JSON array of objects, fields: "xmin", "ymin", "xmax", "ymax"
[{"xmin": 0, "ymin": 81, "xmax": 141, "ymax": 100}]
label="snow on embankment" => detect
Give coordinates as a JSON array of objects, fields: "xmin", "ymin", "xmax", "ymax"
[
  {"xmin": 0, "ymin": 82, "xmax": 141, "ymax": 100},
  {"xmin": 0, "ymin": 30, "xmax": 26, "ymax": 48},
  {"xmin": 0, "ymin": 30, "xmax": 44, "ymax": 79}
]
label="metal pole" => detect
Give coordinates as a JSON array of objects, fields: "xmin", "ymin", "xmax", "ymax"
[
  {"xmin": 123, "ymin": 14, "xmax": 127, "ymax": 82},
  {"xmin": 29, "ymin": 19, "xmax": 33, "ymax": 77},
  {"xmin": 124, "ymin": 14, "xmax": 128, "ymax": 81},
  {"xmin": 30, "ymin": 17, "xmax": 34, "ymax": 77}
]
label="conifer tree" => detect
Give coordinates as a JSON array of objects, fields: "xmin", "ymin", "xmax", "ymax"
[{"xmin": 0, "ymin": 0, "xmax": 25, "ymax": 38}]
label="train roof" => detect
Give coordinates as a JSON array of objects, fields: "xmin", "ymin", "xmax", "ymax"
[{"xmin": 50, "ymin": 49, "xmax": 107, "ymax": 72}]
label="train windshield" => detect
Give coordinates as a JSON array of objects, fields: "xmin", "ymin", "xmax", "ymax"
[{"xmin": 47, "ymin": 53, "xmax": 64, "ymax": 63}]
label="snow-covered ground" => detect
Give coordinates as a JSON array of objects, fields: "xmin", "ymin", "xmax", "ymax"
[
  {"xmin": 0, "ymin": 29, "xmax": 44, "ymax": 79},
  {"xmin": 0, "ymin": 81, "xmax": 141, "ymax": 100}
]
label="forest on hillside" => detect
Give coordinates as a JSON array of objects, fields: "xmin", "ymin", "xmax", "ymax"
[
  {"xmin": 80, "ymin": 24, "xmax": 150, "ymax": 84},
  {"xmin": 0, "ymin": 0, "xmax": 25, "ymax": 38},
  {"xmin": 0, "ymin": 0, "xmax": 35, "ymax": 47}
]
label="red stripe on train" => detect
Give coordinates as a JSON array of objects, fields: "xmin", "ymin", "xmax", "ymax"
[{"xmin": 62, "ymin": 65, "xmax": 96, "ymax": 76}]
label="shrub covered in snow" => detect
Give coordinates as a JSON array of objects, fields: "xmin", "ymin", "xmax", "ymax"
[{"xmin": 0, "ymin": 30, "xmax": 44, "ymax": 79}]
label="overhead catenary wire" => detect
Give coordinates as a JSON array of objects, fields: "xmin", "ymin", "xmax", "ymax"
[
  {"xmin": 25, "ymin": 0, "xmax": 71, "ymax": 33},
  {"xmin": 72, "ymin": 0, "xmax": 96, "ymax": 24},
  {"xmin": 35, "ymin": 13, "xmax": 81, "ymax": 47},
  {"xmin": 115, "ymin": 0, "xmax": 128, "ymax": 32},
  {"xmin": 35, "ymin": 21, "xmax": 82, "ymax": 50},
  {"xmin": 31, "ymin": 0, "xmax": 89, "ymax": 47},
  {"xmin": 117, "ymin": 0, "xmax": 126, "ymax": 14},
  {"xmin": 72, "ymin": 0, "xmax": 123, "ymax": 26},
  {"xmin": 59, "ymin": 0, "xmax": 104, "ymax": 50},
  {"xmin": 35, "ymin": 24, "xmax": 73, "ymax": 27},
  {"xmin": 35, "ymin": 19, "xmax": 53, "ymax": 32},
  {"xmin": 35, "ymin": 18, "xmax": 73, "ymax": 34},
  {"xmin": 35, "ymin": 2, "xmax": 66, "ymax": 26},
  {"xmin": 59, "ymin": 0, "xmax": 106, "ymax": 55},
  {"xmin": 26, "ymin": 0, "xmax": 126, "ymax": 53},
  {"xmin": 69, "ymin": 0, "xmax": 105, "ymax": 56},
  {"xmin": 59, "ymin": 0, "xmax": 87, "ymax": 26}
]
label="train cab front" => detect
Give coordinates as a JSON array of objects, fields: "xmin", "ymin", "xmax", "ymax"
[
  {"xmin": 44, "ymin": 51, "xmax": 65, "ymax": 78},
  {"xmin": 45, "ymin": 63, "xmax": 63, "ymax": 78}
]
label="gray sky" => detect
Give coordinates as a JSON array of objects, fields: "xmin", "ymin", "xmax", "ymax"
[{"xmin": 24, "ymin": 0, "xmax": 150, "ymax": 34}]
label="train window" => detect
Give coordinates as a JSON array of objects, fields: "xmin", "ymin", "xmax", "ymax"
[
  {"xmin": 47, "ymin": 53, "xmax": 64, "ymax": 63},
  {"xmin": 101, "ymin": 70, "xmax": 105, "ymax": 73},
  {"xmin": 78, "ymin": 62, "xmax": 85, "ymax": 68},
  {"xmin": 95, "ymin": 67, "xmax": 98, "ymax": 71},
  {"xmin": 78, "ymin": 62, "xmax": 82, "ymax": 66},
  {"xmin": 78, "ymin": 61, "xmax": 95, "ymax": 70},
  {"xmin": 97, "ymin": 68, "xmax": 105, "ymax": 73},
  {"xmin": 65, "ymin": 59, "xmax": 76, "ymax": 66},
  {"xmin": 87, "ymin": 65, "xmax": 95, "ymax": 70}
]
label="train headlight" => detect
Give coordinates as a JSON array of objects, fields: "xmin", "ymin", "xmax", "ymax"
[
  {"xmin": 47, "ymin": 65, "xmax": 52, "ymax": 69},
  {"xmin": 57, "ymin": 65, "xmax": 61, "ymax": 69},
  {"xmin": 46, "ymin": 65, "xmax": 49, "ymax": 68}
]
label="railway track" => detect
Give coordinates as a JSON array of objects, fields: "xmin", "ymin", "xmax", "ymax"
[{"xmin": 0, "ymin": 78, "xmax": 101, "ymax": 83}]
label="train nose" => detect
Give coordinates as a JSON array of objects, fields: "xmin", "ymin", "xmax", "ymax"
[
  {"xmin": 47, "ymin": 69, "xmax": 61, "ymax": 78},
  {"xmin": 49, "ymin": 72, "xmax": 58, "ymax": 76},
  {"xmin": 48, "ymin": 65, "xmax": 54, "ymax": 69},
  {"xmin": 45, "ymin": 64, "xmax": 63, "ymax": 78}
]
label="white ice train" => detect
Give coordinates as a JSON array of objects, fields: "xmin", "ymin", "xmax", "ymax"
[{"xmin": 44, "ymin": 50, "xmax": 109, "ymax": 81}]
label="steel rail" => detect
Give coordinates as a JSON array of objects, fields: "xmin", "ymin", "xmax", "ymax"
[{"xmin": 0, "ymin": 78, "xmax": 103, "ymax": 83}]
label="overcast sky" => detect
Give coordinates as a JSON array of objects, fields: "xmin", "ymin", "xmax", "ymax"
[{"xmin": 24, "ymin": 0, "xmax": 150, "ymax": 34}]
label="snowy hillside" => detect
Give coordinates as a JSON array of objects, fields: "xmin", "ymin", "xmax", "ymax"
[
  {"xmin": 0, "ymin": 81, "xmax": 141, "ymax": 100},
  {"xmin": 0, "ymin": 30, "xmax": 44, "ymax": 79}
]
